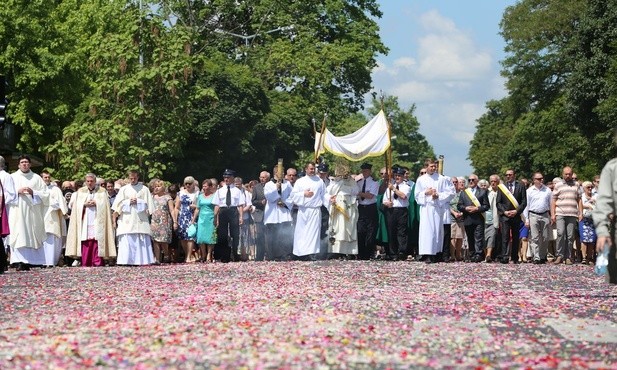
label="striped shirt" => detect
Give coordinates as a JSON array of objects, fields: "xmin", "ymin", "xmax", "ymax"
[{"xmin": 552, "ymin": 180, "xmax": 580, "ymax": 217}]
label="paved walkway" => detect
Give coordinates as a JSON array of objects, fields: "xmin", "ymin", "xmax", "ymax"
[{"xmin": 0, "ymin": 261, "xmax": 616, "ymax": 368}]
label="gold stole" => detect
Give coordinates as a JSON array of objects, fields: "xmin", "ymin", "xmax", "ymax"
[
  {"xmin": 464, "ymin": 188, "xmax": 485, "ymax": 219},
  {"xmin": 497, "ymin": 183, "xmax": 519, "ymax": 209}
]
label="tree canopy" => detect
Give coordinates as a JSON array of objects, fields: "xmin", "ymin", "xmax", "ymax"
[
  {"xmin": 470, "ymin": 0, "xmax": 617, "ymax": 180},
  {"xmin": 0, "ymin": 0, "xmax": 388, "ymax": 181}
]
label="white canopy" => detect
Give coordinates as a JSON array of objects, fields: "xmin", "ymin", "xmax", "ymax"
[{"xmin": 314, "ymin": 110, "xmax": 390, "ymax": 161}]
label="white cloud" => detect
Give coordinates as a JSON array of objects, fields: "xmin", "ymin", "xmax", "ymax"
[
  {"xmin": 416, "ymin": 12, "xmax": 492, "ymax": 80},
  {"xmin": 393, "ymin": 57, "xmax": 417, "ymax": 69},
  {"xmin": 368, "ymin": 7, "xmax": 506, "ymax": 175},
  {"xmin": 373, "ymin": 57, "xmax": 417, "ymax": 77},
  {"xmin": 391, "ymin": 80, "xmax": 442, "ymax": 103}
]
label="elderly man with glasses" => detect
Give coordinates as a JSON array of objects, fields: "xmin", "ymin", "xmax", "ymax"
[{"xmin": 457, "ymin": 174, "xmax": 490, "ymax": 263}]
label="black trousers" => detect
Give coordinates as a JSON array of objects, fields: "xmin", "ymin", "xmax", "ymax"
[
  {"xmin": 254, "ymin": 222, "xmax": 266, "ymax": 261},
  {"xmin": 265, "ymin": 222, "xmax": 293, "ymax": 261},
  {"xmin": 438, "ymin": 223, "xmax": 452, "ymax": 260},
  {"xmin": 408, "ymin": 220, "xmax": 420, "ymax": 257},
  {"xmin": 215, "ymin": 207, "xmax": 239, "ymax": 262},
  {"xmin": 0, "ymin": 235, "xmax": 6, "ymax": 273},
  {"xmin": 501, "ymin": 217, "xmax": 521, "ymax": 262},
  {"xmin": 465, "ymin": 223, "xmax": 485, "ymax": 257},
  {"xmin": 386, "ymin": 207, "xmax": 408, "ymax": 256},
  {"xmin": 319, "ymin": 206, "xmax": 330, "ymax": 259},
  {"xmin": 357, "ymin": 204, "xmax": 377, "ymax": 260}
]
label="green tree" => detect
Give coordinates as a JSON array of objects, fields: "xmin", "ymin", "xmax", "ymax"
[
  {"xmin": 471, "ymin": 0, "xmax": 617, "ymax": 180},
  {"xmin": 162, "ymin": 0, "xmax": 388, "ymax": 179},
  {"xmin": 1, "ymin": 0, "xmax": 387, "ymax": 181},
  {"xmin": 0, "ymin": 0, "xmax": 90, "ymax": 158}
]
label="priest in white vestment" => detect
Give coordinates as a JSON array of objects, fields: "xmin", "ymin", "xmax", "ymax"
[
  {"xmin": 0, "ymin": 155, "xmax": 17, "ymax": 270},
  {"xmin": 8, "ymin": 155, "xmax": 49, "ymax": 269},
  {"xmin": 112, "ymin": 170, "xmax": 155, "ymax": 265},
  {"xmin": 41, "ymin": 171, "xmax": 68, "ymax": 267},
  {"xmin": 325, "ymin": 162, "xmax": 359, "ymax": 256},
  {"xmin": 0, "ymin": 156, "xmax": 17, "ymax": 209},
  {"xmin": 414, "ymin": 160, "xmax": 455, "ymax": 261},
  {"xmin": 66, "ymin": 173, "xmax": 116, "ymax": 266},
  {"xmin": 290, "ymin": 162, "xmax": 327, "ymax": 258}
]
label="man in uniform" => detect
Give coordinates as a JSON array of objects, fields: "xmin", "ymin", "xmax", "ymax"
[
  {"xmin": 356, "ymin": 163, "xmax": 379, "ymax": 260},
  {"xmin": 212, "ymin": 169, "xmax": 245, "ymax": 262}
]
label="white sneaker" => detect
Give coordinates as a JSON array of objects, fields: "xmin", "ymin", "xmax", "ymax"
[{"xmin": 71, "ymin": 260, "xmax": 81, "ymax": 267}]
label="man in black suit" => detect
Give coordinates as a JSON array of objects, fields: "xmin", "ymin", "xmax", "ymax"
[
  {"xmin": 457, "ymin": 174, "xmax": 490, "ymax": 262},
  {"xmin": 496, "ymin": 169, "xmax": 528, "ymax": 264},
  {"xmin": 251, "ymin": 171, "xmax": 269, "ymax": 261}
]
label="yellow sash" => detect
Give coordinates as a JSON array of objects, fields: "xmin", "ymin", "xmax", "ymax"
[
  {"xmin": 464, "ymin": 188, "xmax": 485, "ymax": 219},
  {"xmin": 333, "ymin": 202, "xmax": 350, "ymax": 220},
  {"xmin": 497, "ymin": 183, "xmax": 519, "ymax": 209}
]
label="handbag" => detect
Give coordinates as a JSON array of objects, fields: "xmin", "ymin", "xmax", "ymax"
[{"xmin": 187, "ymin": 223, "xmax": 197, "ymax": 238}]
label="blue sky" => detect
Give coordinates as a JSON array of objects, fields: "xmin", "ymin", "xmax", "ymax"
[{"xmin": 367, "ymin": 0, "xmax": 518, "ymax": 177}]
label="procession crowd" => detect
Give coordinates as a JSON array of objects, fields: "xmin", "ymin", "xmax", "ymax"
[{"xmin": 0, "ymin": 154, "xmax": 604, "ymax": 273}]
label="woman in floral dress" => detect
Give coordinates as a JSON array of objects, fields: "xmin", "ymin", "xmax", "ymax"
[
  {"xmin": 150, "ymin": 180, "xmax": 175, "ymax": 263},
  {"xmin": 579, "ymin": 181, "xmax": 597, "ymax": 264},
  {"xmin": 175, "ymin": 176, "xmax": 199, "ymax": 263},
  {"xmin": 192, "ymin": 179, "xmax": 217, "ymax": 262}
]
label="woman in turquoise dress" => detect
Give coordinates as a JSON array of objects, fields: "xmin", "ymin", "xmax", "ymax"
[{"xmin": 192, "ymin": 179, "xmax": 217, "ymax": 263}]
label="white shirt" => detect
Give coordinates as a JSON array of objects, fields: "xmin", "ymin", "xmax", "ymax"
[
  {"xmin": 383, "ymin": 181, "xmax": 411, "ymax": 208},
  {"xmin": 212, "ymin": 184, "xmax": 245, "ymax": 208},
  {"xmin": 357, "ymin": 176, "xmax": 379, "ymax": 206},
  {"xmin": 523, "ymin": 184, "xmax": 552, "ymax": 220}
]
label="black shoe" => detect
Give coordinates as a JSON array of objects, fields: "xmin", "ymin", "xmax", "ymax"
[
  {"xmin": 16, "ymin": 263, "xmax": 31, "ymax": 271},
  {"xmin": 500, "ymin": 257, "xmax": 509, "ymax": 264},
  {"xmin": 533, "ymin": 260, "xmax": 545, "ymax": 265}
]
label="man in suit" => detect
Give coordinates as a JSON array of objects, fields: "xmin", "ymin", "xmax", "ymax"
[
  {"xmin": 496, "ymin": 169, "xmax": 528, "ymax": 264},
  {"xmin": 457, "ymin": 174, "xmax": 490, "ymax": 262},
  {"xmin": 251, "ymin": 171, "xmax": 269, "ymax": 261}
]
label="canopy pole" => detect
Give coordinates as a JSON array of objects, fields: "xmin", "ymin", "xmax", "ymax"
[{"xmin": 314, "ymin": 113, "xmax": 328, "ymax": 163}]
